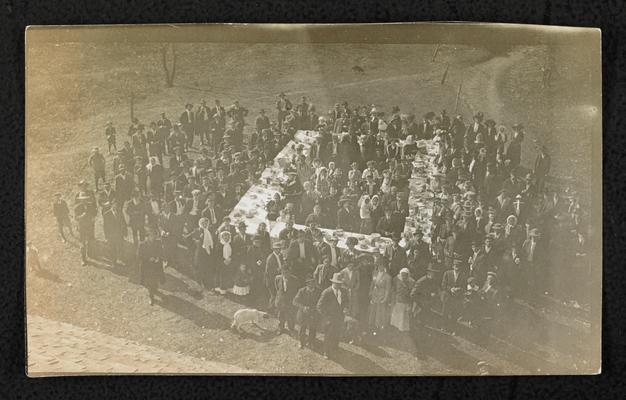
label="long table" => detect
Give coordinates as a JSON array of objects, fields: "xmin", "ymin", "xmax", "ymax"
[{"xmin": 228, "ymin": 130, "xmax": 438, "ymax": 253}]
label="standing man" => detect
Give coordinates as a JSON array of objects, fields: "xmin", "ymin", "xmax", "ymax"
[
  {"xmin": 88, "ymin": 147, "xmax": 106, "ymax": 191},
  {"xmin": 265, "ymin": 242, "xmax": 284, "ymax": 314},
  {"xmin": 74, "ymin": 194, "xmax": 95, "ymax": 266},
  {"xmin": 124, "ymin": 189, "xmax": 147, "ymax": 246},
  {"xmin": 138, "ymin": 226, "xmax": 164, "ymax": 306},
  {"xmin": 274, "ymin": 265, "xmax": 300, "ymax": 335},
  {"xmin": 195, "ymin": 99, "xmax": 211, "ymax": 146},
  {"xmin": 293, "ymin": 278, "xmax": 321, "ymax": 349},
  {"xmin": 180, "ymin": 103, "xmax": 196, "ymax": 149},
  {"xmin": 105, "ymin": 121, "xmax": 117, "ymax": 154},
  {"xmin": 316, "ymin": 272, "xmax": 349, "ymax": 359},
  {"xmin": 255, "ymin": 109, "xmax": 270, "ymax": 137},
  {"xmin": 533, "ymin": 145, "xmax": 551, "ymax": 194},
  {"xmin": 52, "ymin": 192, "xmax": 74, "ymax": 243},
  {"xmin": 212, "ymin": 100, "xmax": 226, "ymax": 151},
  {"xmin": 441, "ymin": 256, "xmax": 468, "ymax": 334},
  {"xmin": 102, "ymin": 201, "xmax": 126, "ymax": 266},
  {"xmin": 276, "ymin": 92, "xmax": 292, "ymax": 133}
]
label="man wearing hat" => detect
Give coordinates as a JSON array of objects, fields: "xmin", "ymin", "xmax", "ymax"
[
  {"xmin": 265, "ymin": 242, "xmax": 285, "ymax": 313},
  {"xmin": 195, "ymin": 99, "xmax": 211, "ymax": 146},
  {"xmin": 52, "ymin": 192, "xmax": 74, "ymax": 243},
  {"xmin": 415, "ymin": 112, "xmax": 435, "ymax": 140},
  {"xmin": 316, "ymin": 272, "xmax": 349, "ymax": 359},
  {"xmin": 75, "ymin": 180, "xmax": 98, "ymax": 217},
  {"xmin": 275, "ymin": 92, "xmax": 292, "ymax": 133},
  {"xmin": 293, "ymin": 277, "xmax": 321, "ymax": 348},
  {"xmin": 180, "ymin": 103, "xmax": 196, "ymax": 149},
  {"xmin": 124, "ymin": 189, "xmax": 148, "ymax": 245},
  {"xmin": 466, "ymin": 111, "xmax": 486, "ymax": 145},
  {"xmin": 114, "ymin": 166, "xmax": 135, "ymax": 207},
  {"xmin": 494, "ymin": 188, "xmax": 513, "ymax": 220},
  {"xmin": 385, "ymin": 232, "xmax": 408, "ymax": 277},
  {"xmin": 245, "ymin": 235, "xmax": 271, "ymax": 308},
  {"xmin": 410, "ymin": 264, "xmax": 440, "ymax": 325},
  {"xmin": 74, "ymin": 192, "xmax": 96, "ymax": 266},
  {"xmin": 522, "ymin": 228, "xmax": 544, "ymax": 295},
  {"xmin": 336, "ymin": 196, "xmax": 357, "ymax": 232},
  {"xmin": 287, "ymin": 230, "xmax": 318, "ymax": 280},
  {"xmin": 274, "ymin": 265, "xmax": 300, "ymax": 335},
  {"xmin": 376, "ymin": 207, "xmax": 395, "ymax": 238},
  {"xmin": 441, "ymin": 255, "xmax": 468, "ymax": 334},
  {"xmin": 102, "ymin": 200, "xmax": 125, "ymax": 266},
  {"xmin": 87, "ymin": 147, "xmax": 106, "ymax": 191}
]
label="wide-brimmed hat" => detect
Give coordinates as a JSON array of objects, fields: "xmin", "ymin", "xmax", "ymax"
[
  {"xmin": 329, "ymin": 272, "xmax": 344, "ymax": 284},
  {"xmin": 529, "ymin": 228, "xmax": 542, "ymax": 237},
  {"xmin": 512, "ymin": 123, "xmax": 524, "ymax": 131}
]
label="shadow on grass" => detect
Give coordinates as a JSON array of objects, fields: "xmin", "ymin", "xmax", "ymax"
[{"xmin": 156, "ymin": 292, "xmax": 231, "ymax": 331}]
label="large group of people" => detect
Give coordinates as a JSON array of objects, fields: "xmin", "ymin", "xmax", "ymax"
[{"xmin": 48, "ymin": 92, "xmax": 592, "ymax": 360}]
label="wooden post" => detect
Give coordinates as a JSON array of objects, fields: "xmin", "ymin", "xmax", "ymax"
[
  {"xmin": 432, "ymin": 44, "xmax": 441, "ymax": 62},
  {"xmin": 441, "ymin": 63, "xmax": 450, "ymax": 85},
  {"xmin": 454, "ymin": 83, "xmax": 462, "ymax": 114}
]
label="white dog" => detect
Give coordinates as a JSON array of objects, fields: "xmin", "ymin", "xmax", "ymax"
[{"xmin": 231, "ymin": 308, "xmax": 269, "ymax": 333}]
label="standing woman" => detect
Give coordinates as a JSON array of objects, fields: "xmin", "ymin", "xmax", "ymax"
[
  {"xmin": 192, "ymin": 217, "xmax": 215, "ymax": 290},
  {"xmin": 358, "ymin": 194, "xmax": 373, "ymax": 234},
  {"xmin": 390, "ymin": 268, "xmax": 415, "ymax": 333},
  {"xmin": 368, "ymin": 260, "xmax": 392, "ymax": 335},
  {"xmin": 138, "ymin": 227, "xmax": 164, "ymax": 305},
  {"xmin": 217, "ymin": 230, "xmax": 234, "ymax": 295}
]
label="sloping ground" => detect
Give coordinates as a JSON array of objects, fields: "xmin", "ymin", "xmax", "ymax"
[
  {"xmin": 25, "ymin": 42, "xmax": 597, "ymax": 375},
  {"xmin": 27, "ymin": 315, "xmax": 252, "ymax": 376}
]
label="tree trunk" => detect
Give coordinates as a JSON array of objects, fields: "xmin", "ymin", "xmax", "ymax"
[
  {"xmin": 130, "ymin": 91, "xmax": 135, "ymax": 122},
  {"xmin": 161, "ymin": 44, "xmax": 177, "ymax": 88}
]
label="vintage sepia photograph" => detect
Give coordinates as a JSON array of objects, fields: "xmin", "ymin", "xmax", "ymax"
[{"xmin": 25, "ymin": 23, "xmax": 601, "ymax": 376}]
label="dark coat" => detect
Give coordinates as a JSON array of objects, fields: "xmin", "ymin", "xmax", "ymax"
[
  {"xmin": 293, "ymin": 286, "xmax": 321, "ymax": 324},
  {"xmin": 274, "ymin": 273, "xmax": 301, "ymax": 311},
  {"xmin": 316, "ymin": 286, "xmax": 349, "ymax": 325}
]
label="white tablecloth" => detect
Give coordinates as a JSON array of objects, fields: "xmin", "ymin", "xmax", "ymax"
[{"xmin": 229, "ymin": 130, "xmax": 438, "ymax": 252}]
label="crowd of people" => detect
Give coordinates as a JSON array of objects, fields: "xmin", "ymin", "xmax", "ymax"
[{"xmin": 47, "ymin": 92, "xmax": 593, "ymax": 360}]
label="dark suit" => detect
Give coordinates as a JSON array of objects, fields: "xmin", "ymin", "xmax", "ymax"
[
  {"xmin": 274, "ymin": 272, "xmax": 300, "ymax": 330},
  {"xmin": 441, "ymin": 269, "xmax": 468, "ymax": 328},
  {"xmin": 286, "ymin": 240, "xmax": 318, "ymax": 279},
  {"xmin": 180, "ymin": 109, "xmax": 196, "ymax": 148},
  {"xmin": 317, "ymin": 286, "xmax": 349, "ymax": 356},
  {"xmin": 293, "ymin": 286, "xmax": 321, "ymax": 345}
]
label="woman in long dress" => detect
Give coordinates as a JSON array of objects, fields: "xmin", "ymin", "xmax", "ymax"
[
  {"xmin": 368, "ymin": 261, "xmax": 392, "ymax": 335},
  {"xmin": 390, "ymin": 268, "xmax": 415, "ymax": 332}
]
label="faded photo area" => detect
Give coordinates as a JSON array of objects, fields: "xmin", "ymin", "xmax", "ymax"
[{"xmin": 25, "ymin": 24, "xmax": 601, "ymax": 376}]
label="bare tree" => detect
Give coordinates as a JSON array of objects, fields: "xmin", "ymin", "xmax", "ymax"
[{"xmin": 161, "ymin": 43, "xmax": 177, "ymax": 87}]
